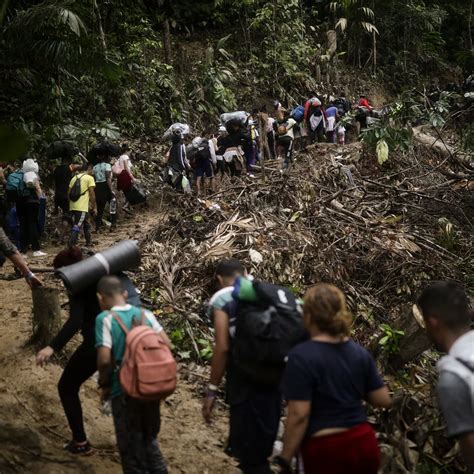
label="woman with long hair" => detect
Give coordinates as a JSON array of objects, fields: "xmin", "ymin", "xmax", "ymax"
[
  {"xmin": 36, "ymin": 247, "xmax": 141, "ymax": 455},
  {"xmin": 275, "ymin": 283, "xmax": 391, "ymax": 473}
]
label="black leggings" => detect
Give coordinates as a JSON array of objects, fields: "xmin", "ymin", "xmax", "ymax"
[
  {"xmin": 58, "ymin": 343, "xmax": 97, "ymax": 443},
  {"xmin": 16, "ymin": 201, "xmax": 40, "ymax": 252},
  {"xmin": 277, "ymin": 136, "xmax": 294, "ymax": 166}
]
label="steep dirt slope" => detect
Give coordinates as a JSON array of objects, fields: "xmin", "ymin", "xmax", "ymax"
[{"xmin": 0, "ymin": 205, "xmax": 236, "ymax": 473}]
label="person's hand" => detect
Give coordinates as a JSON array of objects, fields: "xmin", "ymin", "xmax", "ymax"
[
  {"xmin": 202, "ymin": 394, "xmax": 216, "ymax": 424},
  {"xmin": 36, "ymin": 346, "xmax": 54, "ymax": 366},
  {"xmin": 271, "ymin": 456, "xmax": 292, "ymax": 474},
  {"xmin": 26, "ymin": 271, "xmax": 42, "ymax": 289},
  {"xmin": 100, "ymin": 387, "xmax": 111, "ymax": 403}
]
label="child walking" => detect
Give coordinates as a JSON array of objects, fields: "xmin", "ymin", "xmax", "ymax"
[{"xmin": 95, "ymin": 276, "xmax": 171, "ymax": 473}]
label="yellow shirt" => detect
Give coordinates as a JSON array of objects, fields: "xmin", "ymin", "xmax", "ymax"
[{"xmin": 69, "ymin": 173, "xmax": 95, "ymax": 213}]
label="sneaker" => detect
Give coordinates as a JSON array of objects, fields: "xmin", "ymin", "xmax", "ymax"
[
  {"xmin": 32, "ymin": 251, "xmax": 47, "ymax": 258},
  {"xmin": 64, "ymin": 440, "xmax": 94, "ymax": 456}
]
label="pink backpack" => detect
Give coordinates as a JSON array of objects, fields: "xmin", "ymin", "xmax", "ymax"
[{"xmin": 112, "ymin": 310, "xmax": 177, "ymax": 401}]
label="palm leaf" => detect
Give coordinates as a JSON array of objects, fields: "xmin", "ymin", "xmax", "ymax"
[
  {"xmin": 360, "ymin": 21, "xmax": 379, "ymax": 35},
  {"xmin": 335, "ymin": 17, "xmax": 348, "ymax": 32},
  {"xmin": 360, "ymin": 7, "xmax": 375, "ymax": 19},
  {"xmin": 59, "ymin": 8, "xmax": 86, "ymax": 37}
]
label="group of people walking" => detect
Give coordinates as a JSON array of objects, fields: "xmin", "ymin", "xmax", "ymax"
[
  {"xmin": 0, "ymin": 143, "xmax": 136, "ymax": 257},
  {"xmin": 24, "ymin": 248, "xmax": 473, "ymax": 473},
  {"xmin": 163, "ymin": 92, "xmax": 372, "ymax": 195}
]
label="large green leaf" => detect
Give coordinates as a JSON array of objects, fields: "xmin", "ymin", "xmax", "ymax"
[{"xmin": 376, "ymin": 139, "xmax": 389, "ymax": 166}]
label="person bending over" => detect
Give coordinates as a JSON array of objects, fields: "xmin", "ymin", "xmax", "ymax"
[{"xmin": 36, "ymin": 248, "xmax": 141, "ymax": 455}]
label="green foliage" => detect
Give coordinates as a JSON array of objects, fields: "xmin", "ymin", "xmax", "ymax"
[
  {"xmin": 249, "ymin": 0, "xmax": 317, "ymax": 98},
  {"xmin": 0, "ymin": 0, "xmax": 471, "ymax": 157},
  {"xmin": 189, "ymin": 36, "xmax": 238, "ymax": 121},
  {"xmin": 197, "ymin": 338, "xmax": 213, "ymax": 360},
  {"xmin": 437, "ymin": 218, "xmax": 457, "ymax": 252},
  {"xmin": 378, "ymin": 323, "xmax": 405, "ymax": 354}
]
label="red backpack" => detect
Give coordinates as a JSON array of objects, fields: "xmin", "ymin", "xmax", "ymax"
[{"xmin": 112, "ymin": 310, "xmax": 177, "ymax": 401}]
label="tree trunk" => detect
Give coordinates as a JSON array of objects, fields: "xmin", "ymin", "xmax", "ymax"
[
  {"xmin": 469, "ymin": 0, "xmax": 473, "ymax": 52},
  {"xmin": 31, "ymin": 287, "xmax": 62, "ymax": 347},
  {"xmin": 315, "ymin": 64, "xmax": 321, "ymax": 82},
  {"xmin": 93, "ymin": 0, "xmax": 107, "ymax": 52},
  {"xmin": 163, "ymin": 18, "xmax": 172, "ymax": 64},
  {"xmin": 372, "ymin": 30, "xmax": 377, "ymax": 75},
  {"xmin": 389, "ymin": 304, "xmax": 431, "ymax": 370}
]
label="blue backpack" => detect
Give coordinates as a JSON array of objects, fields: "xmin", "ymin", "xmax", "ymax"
[
  {"xmin": 6, "ymin": 170, "xmax": 29, "ymax": 201},
  {"xmin": 290, "ymin": 105, "xmax": 305, "ymax": 123}
]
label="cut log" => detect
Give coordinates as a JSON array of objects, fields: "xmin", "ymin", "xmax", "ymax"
[
  {"xmin": 389, "ymin": 305, "xmax": 432, "ymax": 369},
  {"xmin": 412, "ymin": 126, "xmax": 471, "ymax": 165},
  {"xmin": 31, "ymin": 287, "xmax": 62, "ymax": 347}
]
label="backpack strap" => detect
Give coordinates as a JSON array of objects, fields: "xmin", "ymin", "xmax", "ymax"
[
  {"xmin": 110, "ymin": 311, "xmax": 129, "ymax": 335},
  {"xmin": 140, "ymin": 308, "xmax": 146, "ymax": 325}
]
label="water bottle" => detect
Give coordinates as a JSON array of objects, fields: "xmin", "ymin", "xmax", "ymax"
[{"xmin": 110, "ymin": 197, "xmax": 117, "ymax": 216}]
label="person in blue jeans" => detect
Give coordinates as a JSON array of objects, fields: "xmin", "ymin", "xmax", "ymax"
[{"xmin": 95, "ymin": 275, "xmax": 171, "ymax": 474}]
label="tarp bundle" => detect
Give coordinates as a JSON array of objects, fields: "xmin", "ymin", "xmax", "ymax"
[
  {"xmin": 163, "ymin": 123, "xmax": 190, "ymax": 140},
  {"xmin": 220, "ymin": 111, "xmax": 249, "ymax": 127}
]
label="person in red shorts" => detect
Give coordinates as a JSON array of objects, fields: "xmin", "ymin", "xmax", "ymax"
[{"xmin": 274, "ymin": 283, "xmax": 392, "ymax": 474}]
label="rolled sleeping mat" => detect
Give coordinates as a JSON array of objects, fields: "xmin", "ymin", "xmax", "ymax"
[{"xmin": 55, "ymin": 240, "xmax": 141, "ymax": 295}]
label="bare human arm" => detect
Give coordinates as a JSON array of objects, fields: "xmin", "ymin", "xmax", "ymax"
[
  {"xmin": 202, "ymin": 308, "xmax": 230, "ymax": 423},
  {"xmin": 459, "ymin": 433, "xmax": 474, "ymax": 470},
  {"xmin": 97, "ymin": 346, "xmax": 113, "ymax": 401},
  {"xmin": 34, "ymin": 178, "xmax": 43, "ymax": 200},
  {"xmin": 105, "ymin": 169, "xmax": 114, "ymax": 195},
  {"xmin": 124, "ymin": 157, "xmax": 135, "ymax": 181},
  {"xmin": 9, "ymin": 251, "xmax": 42, "ymax": 288},
  {"xmin": 88, "ymin": 186, "xmax": 97, "ymax": 216},
  {"xmin": 366, "ymin": 386, "xmax": 392, "ymax": 409},
  {"xmin": 280, "ymin": 400, "xmax": 311, "ymax": 462}
]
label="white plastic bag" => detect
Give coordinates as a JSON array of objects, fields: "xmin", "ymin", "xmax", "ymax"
[{"xmin": 181, "ymin": 175, "xmax": 191, "ymax": 194}]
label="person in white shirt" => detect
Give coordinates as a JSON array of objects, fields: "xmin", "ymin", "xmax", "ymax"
[
  {"xmin": 276, "ymin": 112, "xmax": 297, "ymax": 168},
  {"xmin": 115, "ymin": 144, "xmax": 135, "ymax": 211}
]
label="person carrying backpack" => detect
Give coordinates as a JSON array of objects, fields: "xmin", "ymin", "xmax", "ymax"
[
  {"xmin": 191, "ymin": 137, "xmax": 215, "ymax": 195},
  {"xmin": 93, "ymin": 154, "xmax": 116, "ymax": 232},
  {"xmin": 68, "ymin": 165, "xmax": 96, "ymax": 248},
  {"xmin": 304, "ymin": 95, "xmax": 326, "ymax": 144},
  {"xmin": 166, "ymin": 130, "xmax": 191, "ymax": 191},
  {"xmin": 95, "ymin": 275, "xmax": 172, "ymax": 474},
  {"xmin": 274, "ymin": 284, "xmax": 391, "ymax": 474},
  {"xmin": 416, "ymin": 281, "xmax": 474, "ymax": 471},
  {"xmin": 275, "ymin": 112, "xmax": 297, "ymax": 168},
  {"xmin": 325, "ymin": 103, "xmax": 339, "ymax": 144},
  {"xmin": 53, "ymin": 155, "xmax": 82, "ymax": 244},
  {"xmin": 203, "ymin": 260, "xmax": 305, "ymax": 473},
  {"xmin": 11, "ymin": 159, "xmax": 46, "ymax": 257}
]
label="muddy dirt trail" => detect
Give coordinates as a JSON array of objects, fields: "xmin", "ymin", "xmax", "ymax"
[{"xmin": 0, "ymin": 204, "xmax": 236, "ymax": 473}]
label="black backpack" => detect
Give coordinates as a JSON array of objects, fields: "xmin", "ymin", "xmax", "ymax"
[
  {"xmin": 69, "ymin": 174, "xmax": 87, "ymax": 202},
  {"xmin": 232, "ymin": 281, "xmax": 307, "ymax": 386}
]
